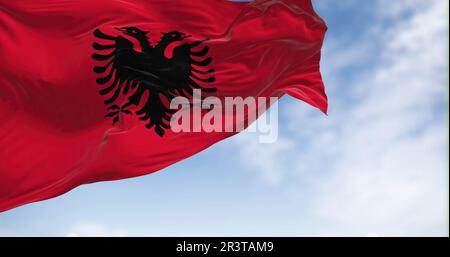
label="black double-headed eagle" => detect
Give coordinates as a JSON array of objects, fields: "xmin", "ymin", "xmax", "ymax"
[{"xmin": 92, "ymin": 26, "xmax": 217, "ymax": 136}]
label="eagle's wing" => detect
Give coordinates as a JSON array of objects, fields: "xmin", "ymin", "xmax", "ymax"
[
  {"xmin": 125, "ymin": 39, "xmax": 217, "ymax": 137},
  {"xmin": 92, "ymin": 29, "xmax": 145, "ymax": 107},
  {"xmin": 164, "ymin": 40, "xmax": 217, "ymax": 98}
]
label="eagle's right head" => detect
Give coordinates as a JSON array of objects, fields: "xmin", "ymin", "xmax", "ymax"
[{"xmin": 160, "ymin": 31, "xmax": 191, "ymax": 42}]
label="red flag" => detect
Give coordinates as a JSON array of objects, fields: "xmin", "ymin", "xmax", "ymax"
[{"xmin": 0, "ymin": 0, "xmax": 327, "ymax": 212}]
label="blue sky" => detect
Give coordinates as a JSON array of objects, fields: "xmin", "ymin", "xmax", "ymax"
[{"xmin": 0, "ymin": 0, "xmax": 448, "ymax": 236}]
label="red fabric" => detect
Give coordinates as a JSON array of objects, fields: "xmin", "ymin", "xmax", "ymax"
[{"xmin": 0, "ymin": 0, "xmax": 327, "ymax": 212}]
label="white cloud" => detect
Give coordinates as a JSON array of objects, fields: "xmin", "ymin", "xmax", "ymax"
[
  {"xmin": 233, "ymin": 0, "xmax": 449, "ymax": 236},
  {"xmin": 233, "ymin": 131, "xmax": 293, "ymax": 186},
  {"xmin": 65, "ymin": 223, "xmax": 127, "ymax": 237},
  {"xmin": 0, "ymin": 228, "xmax": 22, "ymax": 237}
]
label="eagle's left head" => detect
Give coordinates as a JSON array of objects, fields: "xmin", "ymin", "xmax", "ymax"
[{"xmin": 115, "ymin": 26, "xmax": 149, "ymax": 38}]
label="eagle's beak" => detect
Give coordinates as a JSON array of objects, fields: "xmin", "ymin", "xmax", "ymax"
[
  {"xmin": 182, "ymin": 34, "xmax": 192, "ymax": 39},
  {"xmin": 115, "ymin": 27, "xmax": 126, "ymax": 32}
]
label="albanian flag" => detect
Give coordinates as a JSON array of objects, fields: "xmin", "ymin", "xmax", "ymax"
[{"xmin": 0, "ymin": 0, "xmax": 327, "ymax": 212}]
